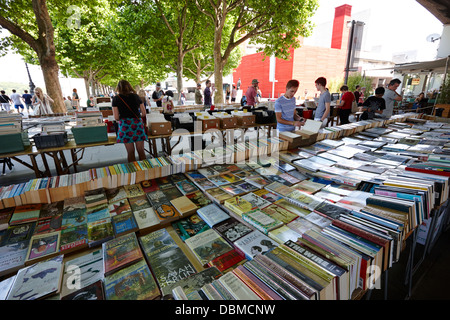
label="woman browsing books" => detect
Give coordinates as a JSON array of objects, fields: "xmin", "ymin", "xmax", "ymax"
[
  {"xmin": 112, "ymin": 79, "xmax": 148, "ymax": 163},
  {"xmin": 275, "ymin": 79, "xmax": 305, "ymax": 132}
]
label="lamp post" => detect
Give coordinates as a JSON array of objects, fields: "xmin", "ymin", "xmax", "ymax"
[
  {"xmin": 24, "ymin": 61, "xmax": 35, "ymax": 96},
  {"xmin": 344, "ymin": 20, "xmax": 355, "ymax": 85}
]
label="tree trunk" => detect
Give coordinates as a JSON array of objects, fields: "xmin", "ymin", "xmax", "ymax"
[
  {"xmin": 39, "ymin": 54, "xmax": 65, "ymax": 113},
  {"xmin": 176, "ymin": 52, "xmax": 184, "ymax": 105},
  {"xmin": 213, "ymin": 24, "xmax": 224, "ymax": 105}
]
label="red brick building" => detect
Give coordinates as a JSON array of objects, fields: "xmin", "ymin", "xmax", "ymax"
[{"xmin": 233, "ymin": 4, "xmax": 353, "ymax": 100}]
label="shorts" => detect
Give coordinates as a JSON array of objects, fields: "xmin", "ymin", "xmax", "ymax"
[
  {"xmin": 14, "ymin": 104, "xmax": 24, "ymax": 109},
  {"xmin": 116, "ymin": 118, "xmax": 147, "ymax": 144}
]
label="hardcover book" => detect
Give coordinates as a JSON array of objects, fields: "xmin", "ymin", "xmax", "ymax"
[
  {"xmin": 175, "ymin": 180, "xmax": 199, "ymax": 195},
  {"xmin": 139, "ymin": 228, "xmax": 196, "ymax": 297},
  {"xmin": 233, "ymin": 230, "xmax": 277, "ymax": 260},
  {"xmin": 261, "ymin": 204, "xmax": 299, "ymax": 224},
  {"xmin": 6, "ymin": 255, "xmax": 64, "ymax": 300},
  {"xmin": 223, "ymin": 196, "xmax": 255, "ymax": 217},
  {"xmin": 60, "ymin": 249, "xmax": 103, "ymax": 298},
  {"xmin": 184, "ymin": 229, "xmax": 234, "ymax": 266},
  {"xmin": 103, "ymin": 233, "xmax": 143, "ymax": 276},
  {"xmin": 105, "ymin": 187, "xmax": 128, "ymax": 203},
  {"xmin": 9, "ymin": 204, "xmax": 41, "ymax": 226},
  {"xmin": 242, "ymin": 209, "xmax": 283, "ymax": 234},
  {"xmin": 61, "ymin": 280, "xmax": 105, "ymax": 300},
  {"xmin": 123, "ymin": 183, "xmax": 145, "ymax": 198},
  {"xmin": 87, "ymin": 218, "xmax": 114, "ymax": 248},
  {"xmin": 63, "ymin": 196, "xmax": 86, "ymax": 213},
  {"xmin": 108, "ymin": 199, "xmax": 132, "ymax": 217},
  {"xmin": 197, "ymin": 203, "xmax": 230, "ymax": 227},
  {"xmin": 205, "ymin": 187, "xmax": 233, "ymax": 203},
  {"xmin": 170, "ymin": 196, "xmax": 198, "ymax": 216},
  {"xmin": 128, "ymin": 195, "xmax": 151, "ymax": 211},
  {"xmin": 132, "ymin": 207, "xmax": 160, "ymax": 231},
  {"xmin": 104, "ymin": 259, "xmax": 160, "ymax": 300},
  {"xmin": 172, "ymin": 214, "xmax": 210, "ymax": 241},
  {"xmin": 111, "ymin": 211, "xmax": 139, "ymax": 236},
  {"xmin": 186, "ymin": 191, "xmax": 212, "ymax": 208},
  {"xmin": 59, "ymin": 225, "xmax": 88, "ymax": 253},
  {"xmin": 140, "ymin": 179, "xmax": 160, "ymax": 193},
  {"xmin": 208, "ymin": 249, "xmax": 245, "ymax": 272},
  {"xmin": 241, "ymin": 192, "xmax": 272, "ymax": 210},
  {"xmin": 34, "ymin": 216, "xmax": 62, "ymax": 235},
  {"xmin": 39, "ymin": 201, "xmax": 64, "ymax": 220},
  {"xmin": 26, "ymin": 231, "xmax": 61, "ymax": 262},
  {"xmin": 147, "ymin": 190, "xmax": 180, "ymax": 222},
  {"xmin": 84, "ymin": 188, "xmax": 107, "ymax": 208},
  {"xmin": 1, "ymin": 222, "xmax": 36, "ymax": 245},
  {"xmin": 61, "ymin": 209, "xmax": 87, "ymax": 229},
  {"xmin": 213, "ymin": 217, "xmax": 254, "ymax": 243}
]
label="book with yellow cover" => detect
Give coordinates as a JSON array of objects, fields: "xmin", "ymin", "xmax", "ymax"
[
  {"xmin": 171, "ymin": 196, "xmax": 198, "ymax": 216},
  {"xmin": 224, "ymin": 196, "xmax": 255, "ymax": 217}
]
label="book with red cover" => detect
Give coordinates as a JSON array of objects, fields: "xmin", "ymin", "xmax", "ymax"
[
  {"xmin": 102, "ymin": 232, "xmax": 143, "ymax": 276},
  {"xmin": 207, "ymin": 249, "xmax": 245, "ymax": 272}
]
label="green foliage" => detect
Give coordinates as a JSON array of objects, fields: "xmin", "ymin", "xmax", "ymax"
[
  {"xmin": 437, "ymin": 74, "xmax": 450, "ymax": 104},
  {"xmin": 329, "ymin": 72, "xmax": 374, "ymax": 96},
  {"xmin": 0, "ymin": 82, "xmax": 30, "ymax": 93}
]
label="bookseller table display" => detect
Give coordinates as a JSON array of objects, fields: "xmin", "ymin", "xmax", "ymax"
[{"xmin": 146, "ymin": 123, "xmax": 277, "ymax": 157}]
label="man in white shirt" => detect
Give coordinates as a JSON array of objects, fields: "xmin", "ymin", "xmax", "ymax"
[
  {"xmin": 10, "ymin": 89, "xmax": 25, "ymax": 114},
  {"xmin": 382, "ymin": 79, "xmax": 402, "ymax": 118}
]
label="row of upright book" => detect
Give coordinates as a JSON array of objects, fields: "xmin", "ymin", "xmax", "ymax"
[{"xmin": 0, "ymin": 116, "xmax": 449, "ymax": 300}]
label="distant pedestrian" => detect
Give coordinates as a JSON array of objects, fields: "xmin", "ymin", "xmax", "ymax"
[
  {"xmin": 152, "ymin": 82, "xmax": 164, "ymax": 107},
  {"xmin": 237, "ymin": 78, "xmax": 241, "ymax": 90},
  {"xmin": 354, "ymin": 85, "xmax": 361, "ymax": 106},
  {"xmin": 112, "ymin": 79, "xmax": 147, "ymax": 163},
  {"xmin": 10, "ymin": 89, "xmax": 25, "ymax": 113},
  {"xmin": 0, "ymin": 90, "xmax": 11, "ymax": 112},
  {"xmin": 72, "ymin": 88, "xmax": 80, "ymax": 110},
  {"xmin": 22, "ymin": 90, "xmax": 33, "ymax": 112},
  {"xmin": 337, "ymin": 85, "xmax": 354, "ymax": 124},
  {"xmin": 382, "ymin": 79, "xmax": 402, "ymax": 118},
  {"xmin": 245, "ymin": 79, "xmax": 259, "ymax": 107},
  {"xmin": 225, "ymin": 87, "xmax": 230, "ymax": 103},
  {"xmin": 64, "ymin": 97, "xmax": 72, "ymax": 111},
  {"xmin": 32, "ymin": 87, "xmax": 54, "ymax": 115},
  {"xmin": 138, "ymin": 89, "xmax": 150, "ymax": 112},
  {"xmin": 314, "ymin": 77, "xmax": 331, "ymax": 127},
  {"xmin": 231, "ymin": 85, "xmax": 237, "ymax": 103},
  {"xmin": 195, "ymin": 83, "xmax": 203, "ymax": 105},
  {"xmin": 180, "ymin": 90, "xmax": 186, "ymax": 105},
  {"xmin": 204, "ymin": 80, "xmax": 212, "ymax": 108}
]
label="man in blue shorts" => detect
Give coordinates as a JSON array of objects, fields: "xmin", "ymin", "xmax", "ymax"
[{"xmin": 10, "ymin": 89, "xmax": 24, "ymax": 114}]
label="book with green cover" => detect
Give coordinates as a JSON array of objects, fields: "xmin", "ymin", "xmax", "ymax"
[
  {"xmin": 104, "ymin": 260, "xmax": 160, "ymax": 300},
  {"xmin": 139, "ymin": 228, "xmax": 196, "ymax": 298},
  {"xmin": 9, "ymin": 204, "xmax": 41, "ymax": 226},
  {"xmin": 242, "ymin": 209, "xmax": 283, "ymax": 234}
]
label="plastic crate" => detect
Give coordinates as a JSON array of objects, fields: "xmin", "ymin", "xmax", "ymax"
[
  {"xmin": 72, "ymin": 125, "xmax": 108, "ymax": 145},
  {"xmin": 33, "ymin": 132, "xmax": 68, "ymax": 149},
  {"xmin": 0, "ymin": 133, "xmax": 25, "ymax": 154}
]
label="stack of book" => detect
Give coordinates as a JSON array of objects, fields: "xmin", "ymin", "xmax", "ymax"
[
  {"xmin": 0, "ymin": 113, "xmax": 22, "ymax": 135},
  {"xmin": 74, "ymin": 111, "xmax": 104, "ymax": 127}
]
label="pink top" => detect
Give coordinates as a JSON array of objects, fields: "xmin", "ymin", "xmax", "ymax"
[{"xmin": 245, "ymin": 86, "xmax": 257, "ymax": 106}]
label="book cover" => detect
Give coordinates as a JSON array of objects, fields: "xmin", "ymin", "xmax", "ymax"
[
  {"xmin": 193, "ymin": 178, "xmax": 217, "ymax": 191},
  {"xmin": 39, "ymin": 201, "xmax": 64, "ymax": 220},
  {"xmin": 206, "ymin": 187, "xmax": 233, "ymax": 203},
  {"xmin": 128, "ymin": 195, "xmax": 151, "ymax": 211},
  {"xmin": 6, "ymin": 255, "xmax": 64, "ymax": 300},
  {"xmin": 0, "ymin": 275, "xmax": 16, "ymax": 300},
  {"xmin": 112, "ymin": 211, "xmax": 139, "ymax": 236},
  {"xmin": 61, "ymin": 280, "xmax": 105, "ymax": 300},
  {"xmin": 103, "ymin": 233, "xmax": 143, "ymax": 276},
  {"xmin": 213, "ymin": 217, "xmax": 254, "ymax": 243},
  {"xmin": 87, "ymin": 218, "xmax": 114, "ymax": 247},
  {"xmin": 207, "ymin": 175, "xmax": 229, "ymax": 187},
  {"xmin": 241, "ymin": 192, "xmax": 272, "ymax": 210},
  {"xmin": 60, "ymin": 248, "xmax": 103, "ymax": 298},
  {"xmin": 175, "ymin": 180, "xmax": 199, "ymax": 195},
  {"xmin": 163, "ymin": 186, "xmax": 184, "ymax": 201},
  {"xmin": 274, "ymin": 198, "xmax": 311, "ymax": 217},
  {"xmin": 59, "ymin": 225, "xmax": 88, "ymax": 253},
  {"xmin": 223, "ymin": 196, "xmax": 255, "ymax": 217},
  {"xmin": 105, "ymin": 187, "xmax": 128, "ymax": 203},
  {"xmin": 220, "ymin": 173, "xmax": 242, "ymax": 184},
  {"xmin": 220, "ymin": 183, "xmax": 246, "ymax": 196},
  {"xmin": 208, "ymin": 249, "xmax": 245, "ymax": 272},
  {"xmin": 63, "ymin": 196, "xmax": 86, "ymax": 213},
  {"xmin": 242, "ymin": 209, "xmax": 283, "ymax": 234},
  {"xmin": 186, "ymin": 191, "xmax": 212, "ymax": 208},
  {"xmin": 26, "ymin": 231, "xmax": 61, "ymax": 262},
  {"xmin": 253, "ymin": 189, "xmax": 283, "ymax": 203},
  {"xmin": 172, "ymin": 214, "xmax": 210, "ymax": 241},
  {"xmin": 233, "ymin": 230, "xmax": 277, "ymax": 260},
  {"xmin": 261, "ymin": 204, "xmax": 299, "ymax": 224},
  {"xmin": 268, "ymin": 225, "xmax": 301, "ymax": 244},
  {"xmin": 170, "ymin": 196, "xmax": 198, "ymax": 216},
  {"xmin": 9, "ymin": 204, "xmax": 41, "ymax": 226},
  {"xmin": 84, "ymin": 188, "xmax": 107, "ymax": 208},
  {"xmin": 61, "ymin": 209, "xmax": 87, "ymax": 229},
  {"xmin": 139, "ymin": 228, "xmax": 196, "ymax": 297},
  {"xmin": 33, "ymin": 215, "xmax": 62, "ymax": 235},
  {"xmin": 197, "ymin": 203, "xmax": 230, "ymax": 227},
  {"xmin": 147, "ymin": 190, "xmax": 180, "ymax": 222},
  {"xmin": 217, "ymin": 270, "xmax": 261, "ymax": 300},
  {"xmin": 140, "ymin": 179, "xmax": 160, "ymax": 193},
  {"xmin": 0, "ymin": 207, "xmax": 14, "ymax": 231},
  {"xmin": 108, "ymin": 199, "xmax": 132, "ymax": 217},
  {"xmin": 234, "ymin": 181, "xmax": 260, "ymax": 193},
  {"xmin": 86, "ymin": 204, "xmax": 110, "ymax": 223},
  {"xmin": 123, "ymin": 183, "xmax": 145, "ymax": 198},
  {"xmin": 169, "ymin": 267, "xmax": 222, "ymax": 299},
  {"xmin": 132, "ymin": 207, "xmax": 160, "ymax": 231},
  {"xmin": 0, "ymin": 241, "xmax": 29, "ymax": 277},
  {"xmin": 104, "ymin": 259, "xmax": 160, "ymax": 300},
  {"xmin": 1, "ymin": 222, "xmax": 36, "ymax": 245},
  {"xmin": 184, "ymin": 229, "xmax": 234, "ymax": 266}
]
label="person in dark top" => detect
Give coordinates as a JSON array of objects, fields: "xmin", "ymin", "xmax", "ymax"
[
  {"xmin": 22, "ymin": 90, "xmax": 33, "ymax": 112},
  {"xmin": 354, "ymin": 85, "xmax": 361, "ymax": 106},
  {"xmin": 361, "ymin": 87, "xmax": 386, "ymax": 120},
  {"xmin": 0, "ymin": 90, "xmax": 11, "ymax": 112},
  {"xmin": 112, "ymin": 79, "xmax": 147, "ymax": 163},
  {"xmin": 204, "ymin": 79, "xmax": 212, "ymax": 107},
  {"xmin": 152, "ymin": 82, "xmax": 164, "ymax": 107}
]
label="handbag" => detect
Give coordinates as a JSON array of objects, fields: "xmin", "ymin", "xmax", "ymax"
[
  {"xmin": 351, "ymin": 92, "xmax": 359, "ymax": 113},
  {"xmin": 116, "ymin": 94, "xmax": 148, "ymax": 135}
]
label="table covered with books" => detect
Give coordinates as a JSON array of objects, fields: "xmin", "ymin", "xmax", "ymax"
[{"xmin": 0, "ymin": 112, "xmax": 449, "ymax": 301}]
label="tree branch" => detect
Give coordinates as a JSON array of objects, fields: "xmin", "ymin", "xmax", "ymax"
[{"xmin": 0, "ymin": 15, "xmax": 38, "ymax": 52}]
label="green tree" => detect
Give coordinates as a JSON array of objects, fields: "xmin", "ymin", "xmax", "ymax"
[{"xmin": 193, "ymin": 0, "xmax": 318, "ymax": 104}]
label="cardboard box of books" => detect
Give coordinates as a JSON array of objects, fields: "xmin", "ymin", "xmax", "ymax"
[
  {"xmin": 147, "ymin": 114, "xmax": 172, "ymax": 136},
  {"xmin": 214, "ymin": 112, "xmax": 238, "ymax": 129},
  {"xmin": 232, "ymin": 111, "xmax": 256, "ymax": 126},
  {"xmin": 294, "ymin": 119, "xmax": 322, "ymax": 146},
  {"xmin": 196, "ymin": 114, "xmax": 220, "ymax": 131}
]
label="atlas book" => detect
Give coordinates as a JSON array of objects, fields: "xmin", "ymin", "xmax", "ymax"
[
  {"xmin": 103, "ymin": 232, "xmax": 143, "ymax": 276},
  {"xmin": 139, "ymin": 228, "xmax": 197, "ymax": 298},
  {"xmin": 104, "ymin": 259, "xmax": 160, "ymax": 300},
  {"xmin": 184, "ymin": 229, "xmax": 234, "ymax": 267}
]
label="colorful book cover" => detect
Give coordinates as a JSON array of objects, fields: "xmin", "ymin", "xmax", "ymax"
[
  {"xmin": 39, "ymin": 201, "xmax": 64, "ymax": 220},
  {"xmin": 87, "ymin": 218, "xmax": 114, "ymax": 247},
  {"xmin": 9, "ymin": 204, "xmax": 41, "ymax": 226},
  {"xmin": 123, "ymin": 184, "xmax": 145, "ymax": 198},
  {"xmin": 104, "ymin": 260, "xmax": 160, "ymax": 300},
  {"xmin": 26, "ymin": 231, "xmax": 61, "ymax": 262},
  {"xmin": 0, "ymin": 241, "xmax": 28, "ymax": 276},
  {"xmin": 59, "ymin": 225, "xmax": 88, "ymax": 253},
  {"xmin": 63, "ymin": 196, "xmax": 86, "ymax": 213},
  {"xmin": 108, "ymin": 199, "xmax": 132, "ymax": 217},
  {"xmin": 184, "ymin": 229, "xmax": 234, "ymax": 266},
  {"xmin": 34, "ymin": 216, "xmax": 62, "ymax": 235},
  {"xmin": 103, "ymin": 233, "xmax": 143, "ymax": 276},
  {"xmin": 208, "ymin": 249, "xmax": 245, "ymax": 272},
  {"xmin": 1, "ymin": 222, "xmax": 36, "ymax": 245},
  {"xmin": 111, "ymin": 211, "xmax": 139, "ymax": 236},
  {"xmin": 242, "ymin": 209, "xmax": 283, "ymax": 234},
  {"xmin": 186, "ymin": 191, "xmax": 212, "ymax": 208},
  {"xmin": 139, "ymin": 228, "xmax": 197, "ymax": 297},
  {"xmin": 140, "ymin": 179, "xmax": 160, "ymax": 193},
  {"xmin": 86, "ymin": 205, "xmax": 110, "ymax": 224},
  {"xmin": 61, "ymin": 209, "xmax": 87, "ymax": 229},
  {"xmin": 172, "ymin": 214, "xmax": 210, "ymax": 241},
  {"xmin": 224, "ymin": 196, "xmax": 255, "ymax": 217},
  {"xmin": 105, "ymin": 187, "xmax": 128, "ymax": 203},
  {"xmin": 261, "ymin": 204, "xmax": 299, "ymax": 224},
  {"xmin": 128, "ymin": 195, "xmax": 151, "ymax": 212},
  {"xmin": 206, "ymin": 187, "xmax": 233, "ymax": 203},
  {"xmin": 219, "ymin": 173, "xmax": 241, "ymax": 184},
  {"xmin": 175, "ymin": 180, "xmax": 199, "ymax": 195},
  {"xmin": 193, "ymin": 178, "xmax": 216, "ymax": 190}
]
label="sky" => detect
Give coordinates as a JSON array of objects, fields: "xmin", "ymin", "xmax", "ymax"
[{"xmin": 0, "ymin": 0, "xmax": 445, "ymax": 88}]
